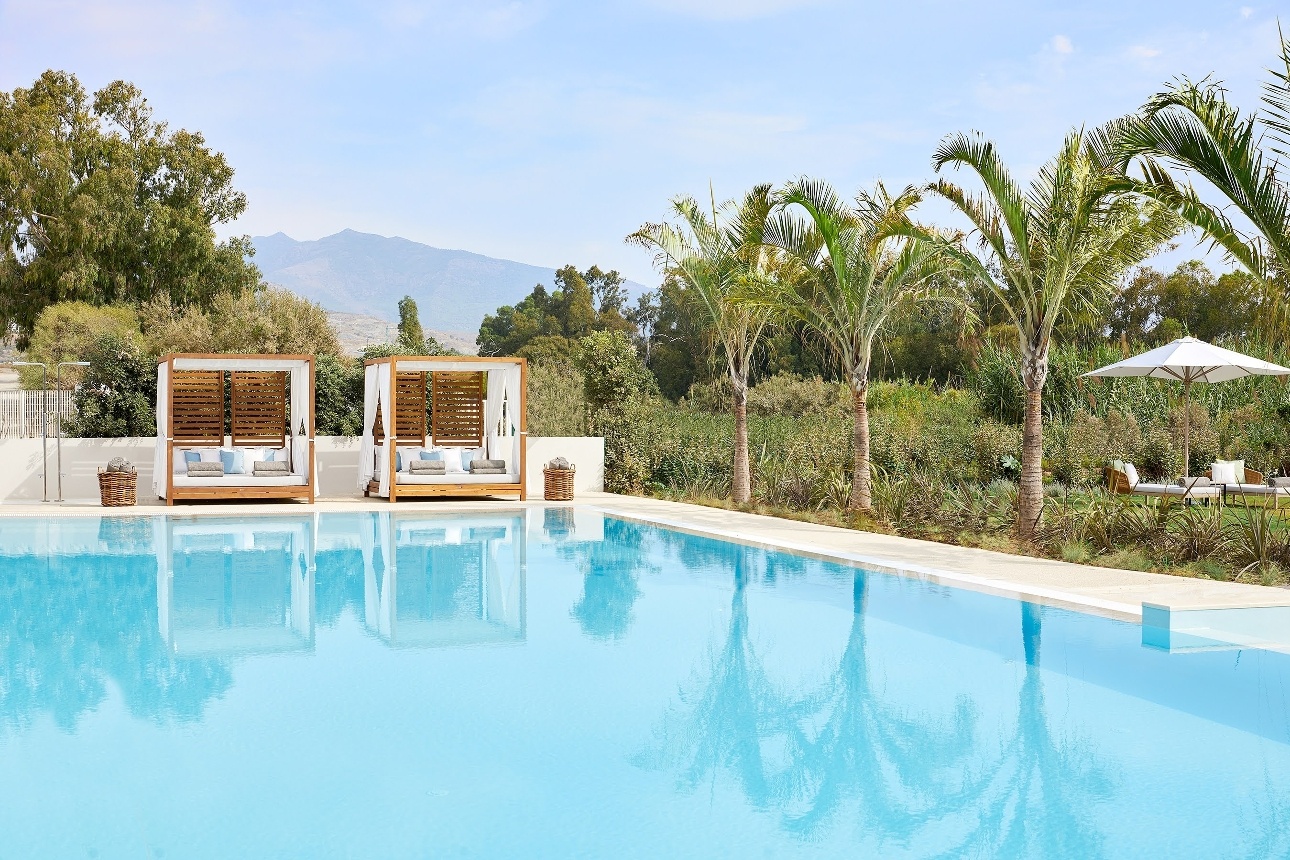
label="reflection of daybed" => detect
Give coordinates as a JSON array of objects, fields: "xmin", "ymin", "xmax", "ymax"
[
  {"xmin": 360, "ymin": 510, "xmax": 527, "ymax": 646},
  {"xmin": 358, "ymin": 356, "xmax": 526, "ymax": 501},
  {"xmin": 154, "ymin": 354, "xmax": 316, "ymax": 504}
]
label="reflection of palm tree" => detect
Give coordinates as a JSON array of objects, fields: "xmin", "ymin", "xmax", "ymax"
[
  {"xmin": 935, "ymin": 602, "xmax": 1107, "ymax": 859},
  {"xmin": 782, "ymin": 573, "xmax": 975, "ymax": 840},
  {"xmin": 565, "ymin": 519, "xmax": 653, "ymax": 641},
  {"xmin": 640, "ymin": 544, "xmax": 796, "ymax": 807}
]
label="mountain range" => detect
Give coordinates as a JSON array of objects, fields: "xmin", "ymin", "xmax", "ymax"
[{"xmin": 251, "ymin": 230, "xmax": 646, "ymax": 339}]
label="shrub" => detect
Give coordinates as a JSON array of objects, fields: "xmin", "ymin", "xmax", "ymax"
[
  {"xmin": 65, "ymin": 334, "xmax": 157, "ymax": 438},
  {"xmin": 23, "ymin": 302, "xmax": 141, "ymax": 389},
  {"xmin": 314, "ymin": 354, "xmax": 364, "ymax": 436},
  {"xmin": 527, "ymin": 361, "xmax": 586, "ymax": 436}
]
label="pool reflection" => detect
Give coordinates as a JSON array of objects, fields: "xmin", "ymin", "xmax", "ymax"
[{"xmin": 361, "ymin": 512, "xmax": 526, "ymax": 647}]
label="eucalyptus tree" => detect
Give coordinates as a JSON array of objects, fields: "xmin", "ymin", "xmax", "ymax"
[
  {"xmin": 1115, "ymin": 36, "xmax": 1290, "ymax": 290},
  {"xmin": 628, "ymin": 186, "xmax": 778, "ymax": 504},
  {"xmin": 930, "ymin": 130, "xmax": 1179, "ymax": 539},
  {"xmin": 755, "ymin": 179, "xmax": 945, "ymax": 511}
]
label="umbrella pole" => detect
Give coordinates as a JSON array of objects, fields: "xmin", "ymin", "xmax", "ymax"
[{"xmin": 1183, "ymin": 378, "xmax": 1191, "ymax": 478}]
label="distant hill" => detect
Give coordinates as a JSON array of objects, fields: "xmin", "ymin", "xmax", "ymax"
[
  {"xmin": 326, "ymin": 311, "xmax": 477, "ymax": 357},
  {"xmin": 252, "ymin": 229, "xmax": 646, "ymax": 334}
]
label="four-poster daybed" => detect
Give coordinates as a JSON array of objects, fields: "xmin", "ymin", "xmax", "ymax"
[
  {"xmin": 154, "ymin": 354, "xmax": 316, "ymax": 505},
  {"xmin": 358, "ymin": 356, "xmax": 526, "ymax": 501}
]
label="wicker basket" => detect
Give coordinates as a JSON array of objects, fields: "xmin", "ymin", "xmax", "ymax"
[
  {"xmin": 543, "ymin": 466, "xmax": 575, "ymax": 501},
  {"xmin": 98, "ymin": 469, "xmax": 137, "ymax": 507}
]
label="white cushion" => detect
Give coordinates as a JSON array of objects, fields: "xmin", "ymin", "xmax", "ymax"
[
  {"xmin": 1123, "ymin": 462, "xmax": 1140, "ymax": 486},
  {"xmin": 1212, "ymin": 461, "xmax": 1238, "ymax": 484}
]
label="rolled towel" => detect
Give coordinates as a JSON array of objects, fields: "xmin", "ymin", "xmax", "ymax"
[
  {"xmin": 253, "ymin": 460, "xmax": 290, "ymax": 473},
  {"xmin": 470, "ymin": 459, "xmax": 506, "ymax": 472},
  {"xmin": 548, "ymin": 457, "xmax": 571, "ymax": 470},
  {"xmin": 187, "ymin": 462, "xmax": 224, "ymax": 477},
  {"xmin": 410, "ymin": 460, "xmax": 447, "ymax": 474},
  {"xmin": 1270, "ymin": 477, "xmax": 1290, "ymax": 488}
]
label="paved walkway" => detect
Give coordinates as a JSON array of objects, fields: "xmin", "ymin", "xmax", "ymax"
[{"xmin": 5, "ymin": 491, "xmax": 1290, "ymax": 621}]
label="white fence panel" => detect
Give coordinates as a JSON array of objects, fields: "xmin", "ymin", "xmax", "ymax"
[{"xmin": 0, "ymin": 390, "xmax": 76, "ymax": 438}]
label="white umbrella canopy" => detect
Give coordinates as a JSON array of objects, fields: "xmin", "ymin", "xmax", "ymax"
[{"xmin": 1083, "ymin": 336, "xmax": 1290, "ymax": 477}]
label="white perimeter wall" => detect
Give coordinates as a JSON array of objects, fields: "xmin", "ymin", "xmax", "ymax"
[{"xmin": 0, "ymin": 437, "xmax": 605, "ymax": 504}]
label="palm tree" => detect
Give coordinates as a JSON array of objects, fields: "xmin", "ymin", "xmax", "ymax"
[
  {"xmin": 628, "ymin": 186, "xmax": 778, "ymax": 504},
  {"xmin": 930, "ymin": 129, "xmax": 1179, "ymax": 539},
  {"xmin": 756, "ymin": 179, "xmax": 945, "ymax": 511},
  {"xmin": 1115, "ymin": 35, "xmax": 1290, "ymax": 289}
]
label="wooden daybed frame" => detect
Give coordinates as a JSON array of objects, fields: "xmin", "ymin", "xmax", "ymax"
[
  {"xmin": 156, "ymin": 353, "xmax": 316, "ymax": 505},
  {"xmin": 361, "ymin": 356, "xmax": 526, "ymax": 502}
]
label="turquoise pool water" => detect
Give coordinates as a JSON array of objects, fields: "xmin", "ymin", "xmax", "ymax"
[{"xmin": 1, "ymin": 509, "xmax": 1289, "ymax": 858}]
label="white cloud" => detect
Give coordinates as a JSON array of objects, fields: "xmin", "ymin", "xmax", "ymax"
[
  {"xmin": 1128, "ymin": 45, "xmax": 1162, "ymax": 59},
  {"xmin": 643, "ymin": 0, "xmax": 825, "ymax": 21},
  {"xmin": 1241, "ymin": 6, "xmax": 1254, "ymax": 19},
  {"xmin": 1050, "ymin": 35, "xmax": 1074, "ymax": 55}
]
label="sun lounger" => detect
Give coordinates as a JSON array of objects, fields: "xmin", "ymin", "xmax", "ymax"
[{"xmin": 1105, "ymin": 467, "xmax": 1222, "ymax": 502}]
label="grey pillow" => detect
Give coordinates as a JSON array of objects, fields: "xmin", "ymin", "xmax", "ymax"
[
  {"xmin": 253, "ymin": 460, "xmax": 290, "ymax": 473},
  {"xmin": 187, "ymin": 462, "xmax": 224, "ymax": 477},
  {"xmin": 470, "ymin": 459, "xmax": 507, "ymax": 472},
  {"xmin": 410, "ymin": 460, "xmax": 446, "ymax": 473}
]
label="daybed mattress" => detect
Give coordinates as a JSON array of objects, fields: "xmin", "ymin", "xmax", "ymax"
[
  {"xmin": 395, "ymin": 473, "xmax": 521, "ymax": 485},
  {"xmin": 172, "ymin": 475, "xmax": 308, "ymax": 487}
]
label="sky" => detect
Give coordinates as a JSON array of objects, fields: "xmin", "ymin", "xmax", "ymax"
[{"xmin": 0, "ymin": 0, "xmax": 1284, "ymax": 286}]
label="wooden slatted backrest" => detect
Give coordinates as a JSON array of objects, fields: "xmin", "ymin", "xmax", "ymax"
[
  {"xmin": 371, "ymin": 397, "xmax": 385, "ymax": 446},
  {"xmin": 171, "ymin": 370, "xmax": 224, "ymax": 444},
  {"xmin": 432, "ymin": 371, "xmax": 484, "ymax": 447},
  {"xmin": 231, "ymin": 370, "xmax": 287, "ymax": 446},
  {"xmin": 395, "ymin": 372, "xmax": 427, "ymax": 446}
]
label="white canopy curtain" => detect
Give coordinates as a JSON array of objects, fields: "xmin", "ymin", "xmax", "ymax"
[
  {"xmin": 358, "ymin": 357, "xmax": 525, "ymax": 498},
  {"xmin": 155, "ymin": 354, "xmax": 315, "ymax": 499}
]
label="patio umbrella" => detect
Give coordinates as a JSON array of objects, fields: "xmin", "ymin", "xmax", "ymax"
[{"xmin": 1082, "ymin": 336, "xmax": 1290, "ymax": 476}]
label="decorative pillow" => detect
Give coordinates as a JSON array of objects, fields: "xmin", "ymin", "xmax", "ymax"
[
  {"xmin": 1123, "ymin": 462, "xmax": 1139, "ymax": 486},
  {"xmin": 420, "ymin": 450, "xmax": 443, "ymax": 462},
  {"xmin": 219, "ymin": 449, "xmax": 247, "ymax": 475},
  {"xmin": 1211, "ymin": 461, "xmax": 1238, "ymax": 484},
  {"xmin": 184, "ymin": 450, "xmax": 201, "ymax": 464}
]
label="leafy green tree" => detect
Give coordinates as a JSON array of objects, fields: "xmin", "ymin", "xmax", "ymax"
[
  {"xmin": 0, "ymin": 71, "xmax": 258, "ymax": 343},
  {"xmin": 1109, "ymin": 261, "xmax": 1266, "ymax": 344},
  {"xmin": 65, "ymin": 332, "xmax": 157, "ymax": 437},
  {"xmin": 397, "ymin": 296, "xmax": 425, "ymax": 348},
  {"xmin": 476, "ymin": 264, "xmax": 635, "ymax": 359},
  {"xmin": 577, "ymin": 330, "xmax": 657, "ymax": 493},
  {"xmin": 757, "ymin": 179, "xmax": 946, "ymax": 510},
  {"xmin": 931, "ymin": 128, "xmax": 1179, "ymax": 539},
  {"xmin": 628, "ymin": 186, "xmax": 778, "ymax": 503},
  {"xmin": 314, "ymin": 353, "xmax": 364, "ymax": 436}
]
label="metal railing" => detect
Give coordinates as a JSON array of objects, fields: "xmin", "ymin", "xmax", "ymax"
[{"xmin": 0, "ymin": 390, "xmax": 77, "ymax": 438}]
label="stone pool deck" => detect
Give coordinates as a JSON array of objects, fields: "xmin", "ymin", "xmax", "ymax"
[{"xmin": 5, "ymin": 491, "xmax": 1290, "ymax": 644}]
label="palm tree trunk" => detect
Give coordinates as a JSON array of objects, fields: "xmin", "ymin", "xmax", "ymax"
[
  {"xmin": 1019, "ymin": 342, "xmax": 1048, "ymax": 541},
  {"xmin": 849, "ymin": 381, "xmax": 871, "ymax": 511},
  {"xmin": 732, "ymin": 381, "xmax": 751, "ymax": 504}
]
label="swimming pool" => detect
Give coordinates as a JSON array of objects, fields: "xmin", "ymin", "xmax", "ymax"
[{"xmin": 0, "ymin": 509, "xmax": 1287, "ymax": 858}]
